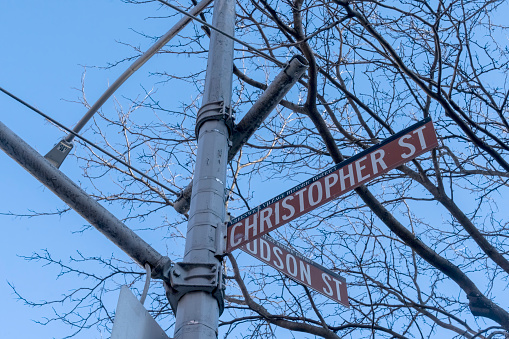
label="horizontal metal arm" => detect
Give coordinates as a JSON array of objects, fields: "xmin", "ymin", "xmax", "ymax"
[
  {"xmin": 228, "ymin": 55, "xmax": 308, "ymax": 158},
  {"xmin": 0, "ymin": 120, "xmax": 170, "ymax": 276}
]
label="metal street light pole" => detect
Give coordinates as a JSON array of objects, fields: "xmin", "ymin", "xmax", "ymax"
[{"xmin": 163, "ymin": 0, "xmax": 235, "ymax": 337}]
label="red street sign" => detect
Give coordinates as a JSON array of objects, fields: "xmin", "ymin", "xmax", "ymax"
[
  {"xmin": 241, "ymin": 235, "xmax": 349, "ymax": 306},
  {"xmin": 227, "ymin": 118, "xmax": 438, "ymax": 252}
]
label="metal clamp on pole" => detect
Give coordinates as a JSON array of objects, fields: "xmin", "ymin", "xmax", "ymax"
[
  {"xmin": 44, "ymin": 139, "xmax": 73, "ymax": 168},
  {"xmin": 163, "ymin": 262, "xmax": 225, "ymax": 316},
  {"xmin": 195, "ymin": 101, "xmax": 234, "ymax": 137},
  {"xmin": 215, "ymin": 221, "xmax": 227, "ymax": 258}
]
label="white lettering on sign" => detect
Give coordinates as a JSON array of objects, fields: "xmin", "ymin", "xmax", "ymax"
[
  {"xmin": 309, "ymin": 182, "xmax": 322, "ymax": 206},
  {"xmin": 295, "ymin": 188, "xmax": 307, "ymax": 212},
  {"xmin": 230, "ymin": 222, "xmax": 242, "ymax": 249},
  {"xmin": 227, "ymin": 119, "xmax": 439, "ymax": 253},
  {"xmin": 399, "ymin": 125, "xmax": 430, "ymax": 159},
  {"xmin": 273, "ymin": 247, "xmax": 284, "ymax": 269},
  {"xmin": 398, "ymin": 134, "xmax": 416, "ymax": 158},
  {"xmin": 245, "ymin": 214, "xmax": 258, "ymax": 241},
  {"xmin": 300, "ymin": 261, "xmax": 312, "ymax": 285},
  {"xmin": 282, "ymin": 196, "xmax": 295, "ymax": 220},
  {"xmin": 241, "ymin": 235, "xmax": 349, "ymax": 306},
  {"xmin": 370, "ymin": 149, "xmax": 387, "ymax": 174},
  {"xmin": 355, "ymin": 156, "xmax": 370, "ymax": 182},
  {"xmin": 260, "ymin": 238, "xmax": 270, "ymax": 261},
  {"xmin": 322, "ymin": 273, "xmax": 333, "ymax": 296},
  {"xmin": 339, "ymin": 163, "xmax": 355, "ymax": 191},
  {"xmin": 260, "ymin": 207, "xmax": 272, "ymax": 233},
  {"xmin": 413, "ymin": 126, "xmax": 428, "ymax": 149},
  {"xmin": 286, "ymin": 254, "xmax": 297, "ymax": 277}
]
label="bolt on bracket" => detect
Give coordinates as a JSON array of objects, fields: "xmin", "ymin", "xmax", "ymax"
[
  {"xmin": 215, "ymin": 221, "xmax": 227, "ymax": 258},
  {"xmin": 163, "ymin": 262, "xmax": 225, "ymax": 316}
]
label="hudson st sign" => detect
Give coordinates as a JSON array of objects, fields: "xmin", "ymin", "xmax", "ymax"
[
  {"xmin": 227, "ymin": 118, "xmax": 438, "ymax": 252},
  {"xmin": 240, "ymin": 235, "xmax": 349, "ymax": 306}
]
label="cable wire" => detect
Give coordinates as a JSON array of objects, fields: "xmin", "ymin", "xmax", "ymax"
[
  {"xmin": 156, "ymin": 0, "xmax": 285, "ymax": 67},
  {"xmin": 0, "ymin": 86, "xmax": 179, "ymax": 197}
]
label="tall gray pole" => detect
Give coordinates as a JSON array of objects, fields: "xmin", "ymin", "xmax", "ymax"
[{"xmin": 167, "ymin": 0, "xmax": 235, "ymax": 337}]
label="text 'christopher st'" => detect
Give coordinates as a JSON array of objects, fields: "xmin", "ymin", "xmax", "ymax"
[{"xmin": 227, "ymin": 118, "xmax": 439, "ymax": 252}]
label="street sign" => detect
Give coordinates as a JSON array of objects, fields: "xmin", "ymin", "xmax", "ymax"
[
  {"xmin": 241, "ymin": 235, "xmax": 349, "ymax": 306},
  {"xmin": 111, "ymin": 286, "xmax": 169, "ymax": 339},
  {"xmin": 227, "ymin": 117, "xmax": 438, "ymax": 252}
]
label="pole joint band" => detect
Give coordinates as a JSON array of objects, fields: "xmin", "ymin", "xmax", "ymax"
[{"xmin": 195, "ymin": 101, "xmax": 234, "ymax": 137}]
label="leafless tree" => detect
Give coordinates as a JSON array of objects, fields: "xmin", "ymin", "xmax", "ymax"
[{"xmin": 8, "ymin": 0, "xmax": 509, "ymax": 338}]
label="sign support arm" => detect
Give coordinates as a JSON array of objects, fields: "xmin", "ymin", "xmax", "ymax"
[
  {"xmin": 173, "ymin": 55, "xmax": 308, "ymax": 214},
  {"xmin": 0, "ymin": 120, "xmax": 170, "ymax": 276}
]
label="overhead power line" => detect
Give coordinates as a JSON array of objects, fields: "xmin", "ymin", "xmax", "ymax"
[
  {"xmin": 156, "ymin": 0, "xmax": 285, "ymax": 67},
  {"xmin": 0, "ymin": 86, "xmax": 179, "ymax": 197}
]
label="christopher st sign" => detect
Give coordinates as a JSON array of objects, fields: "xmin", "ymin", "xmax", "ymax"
[{"xmin": 227, "ymin": 118, "xmax": 438, "ymax": 252}]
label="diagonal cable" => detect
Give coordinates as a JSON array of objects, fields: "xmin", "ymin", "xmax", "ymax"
[{"xmin": 0, "ymin": 85, "xmax": 179, "ymax": 196}]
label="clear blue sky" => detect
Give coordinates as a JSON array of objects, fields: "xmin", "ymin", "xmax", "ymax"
[
  {"xmin": 3, "ymin": 1, "xmax": 507, "ymax": 338},
  {"xmin": 0, "ymin": 1, "xmax": 184, "ymax": 337}
]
